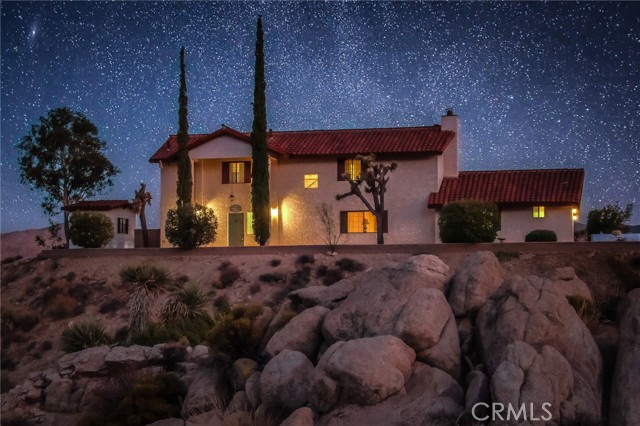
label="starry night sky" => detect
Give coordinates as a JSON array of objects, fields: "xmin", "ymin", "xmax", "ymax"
[{"xmin": 1, "ymin": 1, "xmax": 639, "ymax": 233}]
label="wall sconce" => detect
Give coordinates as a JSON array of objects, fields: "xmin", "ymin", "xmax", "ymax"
[
  {"xmin": 229, "ymin": 193, "xmax": 235, "ymax": 203},
  {"xmin": 572, "ymin": 208, "xmax": 579, "ymax": 221},
  {"xmin": 271, "ymin": 207, "xmax": 278, "ymax": 219}
]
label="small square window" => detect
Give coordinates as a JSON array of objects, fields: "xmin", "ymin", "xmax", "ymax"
[
  {"xmin": 304, "ymin": 174, "xmax": 318, "ymax": 189},
  {"xmin": 533, "ymin": 206, "xmax": 545, "ymax": 218}
]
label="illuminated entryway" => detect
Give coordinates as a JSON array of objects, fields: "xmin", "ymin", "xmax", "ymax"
[{"xmin": 228, "ymin": 213, "xmax": 244, "ymax": 247}]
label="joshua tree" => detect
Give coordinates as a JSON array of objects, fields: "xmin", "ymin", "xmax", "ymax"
[
  {"xmin": 336, "ymin": 154, "xmax": 397, "ymax": 244},
  {"xmin": 131, "ymin": 182, "xmax": 152, "ymax": 247},
  {"xmin": 250, "ymin": 15, "xmax": 270, "ymax": 245}
]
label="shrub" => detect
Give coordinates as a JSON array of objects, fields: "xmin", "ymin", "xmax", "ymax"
[
  {"xmin": 525, "ymin": 229, "xmax": 558, "ymax": 242},
  {"xmin": 48, "ymin": 294, "xmax": 82, "ymax": 320},
  {"xmin": 161, "ymin": 284, "xmax": 209, "ymax": 325},
  {"xmin": 316, "ymin": 264, "xmax": 329, "ymax": 277},
  {"xmin": 213, "ymin": 295, "xmax": 231, "ymax": 314},
  {"xmin": 165, "ymin": 204, "xmax": 218, "ymax": 249},
  {"xmin": 109, "ymin": 372, "xmax": 186, "ymax": 425},
  {"xmin": 269, "ymin": 259, "xmax": 281, "ymax": 267},
  {"xmin": 206, "ymin": 305, "xmax": 264, "ymax": 361},
  {"xmin": 610, "ymin": 254, "xmax": 640, "ymax": 291},
  {"xmin": 1, "ymin": 255, "xmax": 23, "ymax": 265},
  {"xmin": 438, "ymin": 200, "xmax": 500, "ymax": 243},
  {"xmin": 289, "ymin": 265, "xmax": 311, "ymax": 289},
  {"xmin": 567, "ymin": 295, "xmax": 600, "ymax": 332},
  {"xmin": 161, "ymin": 342, "xmax": 188, "ymax": 370},
  {"xmin": 258, "ymin": 273, "xmax": 285, "ymax": 283},
  {"xmin": 249, "ymin": 283, "xmax": 262, "ymax": 294},
  {"xmin": 322, "ymin": 268, "xmax": 344, "ymax": 286},
  {"xmin": 69, "ymin": 211, "xmax": 114, "ymax": 248},
  {"xmin": 335, "ymin": 258, "xmax": 365, "ymax": 272},
  {"xmin": 295, "ymin": 254, "xmax": 315, "ymax": 267},
  {"xmin": 62, "ymin": 321, "xmax": 112, "ymax": 352},
  {"xmin": 99, "ymin": 298, "xmax": 125, "ymax": 314},
  {"xmin": 215, "ymin": 261, "xmax": 241, "ymax": 288},
  {"xmin": 495, "ymin": 251, "xmax": 519, "ymax": 263},
  {"xmin": 125, "ymin": 316, "xmax": 214, "ymax": 346},
  {"xmin": 586, "ymin": 203, "xmax": 633, "ymax": 236}
]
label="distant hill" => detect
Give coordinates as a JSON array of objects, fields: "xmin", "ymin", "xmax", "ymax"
[
  {"xmin": 0, "ymin": 227, "xmax": 62, "ymax": 261},
  {"xmin": 628, "ymin": 224, "xmax": 640, "ymax": 233}
]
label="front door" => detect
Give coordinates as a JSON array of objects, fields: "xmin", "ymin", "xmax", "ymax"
[{"xmin": 229, "ymin": 213, "xmax": 244, "ymax": 247}]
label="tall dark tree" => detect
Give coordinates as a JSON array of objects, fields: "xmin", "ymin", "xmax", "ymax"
[
  {"xmin": 176, "ymin": 46, "xmax": 192, "ymax": 208},
  {"xmin": 250, "ymin": 15, "xmax": 270, "ymax": 245},
  {"xmin": 337, "ymin": 154, "xmax": 397, "ymax": 244},
  {"xmin": 18, "ymin": 107, "xmax": 119, "ymax": 246}
]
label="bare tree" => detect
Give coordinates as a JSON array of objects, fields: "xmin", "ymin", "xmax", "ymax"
[
  {"xmin": 336, "ymin": 154, "xmax": 397, "ymax": 244},
  {"xmin": 316, "ymin": 202, "xmax": 341, "ymax": 252},
  {"xmin": 131, "ymin": 183, "xmax": 152, "ymax": 247}
]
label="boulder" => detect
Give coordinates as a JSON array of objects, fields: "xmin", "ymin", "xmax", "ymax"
[
  {"xmin": 43, "ymin": 378, "xmax": 79, "ymax": 412},
  {"xmin": 190, "ymin": 345, "xmax": 210, "ymax": 362},
  {"xmin": 309, "ymin": 335, "xmax": 415, "ymax": 412},
  {"xmin": 231, "ymin": 358, "xmax": 258, "ymax": 391},
  {"xmin": 316, "ymin": 362, "xmax": 463, "ymax": 426},
  {"xmin": 244, "ymin": 372, "xmax": 261, "ymax": 410},
  {"xmin": 465, "ymin": 368, "xmax": 490, "ymax": 416},
  {"xmin": 543, "ymin": 267, "xmax": 593, "ymax": 302},
  {"xmin": 103, "ymin": 345, "xmax": 164, "ymax": 370},
  {"xmin": 321, "ymin": 256, "xmax": 458, "ymax": 376},
  {"xmin": 476, "ymin": 274, "xmax": 602, "ymax": 424},
  {"xmin": 181, "ymin": 367, "xmax": 230, "ymax": 420},
  {"xmin": 265, "ymin": 306, "xmax": 330, "ymax": 360},
  {"xmin": 609, "ymin": 288, "xmax": 640, "ymax": 426},
  {"xmin": 447, "ymin": 251, "xmax": 504, "ymax": 317},
  {"xmin": 281, "ymin": 407, "xmax": 314, "ymax": 426},
  {"xmin": 491, "ymin": 342, "xmax": 573, "ymax": 424},
  {"xmin": 289, "ymin": 278, "xmax": 358, "ymax": 309},
  {"xmin": 260, "ymin": 350, "xmax": 314, "ymax": 414},
  {"xmin": 185, "ymin": 411, "xmax": 223, "ymax": 426},
  {"xmin": 58, "ymin": 345, "xmax": 110, "ymax": 375},
  {"xmin": 146, "ymin": 419, "xmax": 184, "ymax": 426}
]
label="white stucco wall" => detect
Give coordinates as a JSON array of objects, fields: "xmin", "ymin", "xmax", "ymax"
[
  {"xmin": 499, "ymin": 206, "xmax": 575, "ymax": 242},
  {"xmin": 189, "ymin": 135, "xmax": 252, "ymax": 159},
  {"xmin": 69, "ymin": 208, "xmax": 136, "ymax": 249},
  {"xmin": 271, "ymin": 155, "xmax": 442, "ymax": 245}
]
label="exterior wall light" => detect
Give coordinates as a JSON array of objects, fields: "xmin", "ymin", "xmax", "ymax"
[
  {"xmin": 572, "ymin": 208, "xmax": 579, "ymax": 221},
  {"xmin": 271, "ymin": 207, "xmax": 278, "ymax": 219}
]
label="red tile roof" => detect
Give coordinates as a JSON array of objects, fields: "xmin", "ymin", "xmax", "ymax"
[
  {"xmin": 149, "ymin": 125, "xmax": 454, "ymax": 162},
  {"xmin": 428, "ymin": 169, "xmax": 584, "ymax": 208},
  {"xmin": 64, "ymin": 200, "xmax": 133, "ymax": 212}
]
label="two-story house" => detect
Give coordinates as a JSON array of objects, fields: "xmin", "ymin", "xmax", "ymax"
[{"xmin": 150, "ymin": 112, "xmax": 584, "ymax": 246}]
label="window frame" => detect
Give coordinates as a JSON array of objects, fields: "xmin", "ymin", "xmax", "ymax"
[
  {"xmin": 222, "ymin": 161, "xmax": 251, "ymax": 184},
  {"xmin": 304, "ymin": 174, "xmax": 319, "ymax": 189},
  {"xmin": 339, "ymin": 210, "xmax": 388, "ymax": 234},
  {"xmin": 337, "ymin": 158, "xmax": 363, "ymax": 181},
  {"xmin": 533, "ymin": 206, "xmax": 545, "ymax": 218},
  {"xmin": 117, "ymin": 217, "xmax": 129, "ymax": 234}
]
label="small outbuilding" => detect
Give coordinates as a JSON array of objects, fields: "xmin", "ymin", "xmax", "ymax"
[{"xmin": 65, "ymin": 200, "xmax": 136, "ymax": 248}]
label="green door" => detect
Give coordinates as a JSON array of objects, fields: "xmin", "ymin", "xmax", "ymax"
[{"xmin": 229, "ymin": 213, "xmax": 244, "ymax": 247}]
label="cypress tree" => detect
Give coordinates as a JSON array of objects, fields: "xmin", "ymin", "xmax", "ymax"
[
  {"xmin": 176, "ymin": 46, "xmax": 192, "ymax": 208},
  {"xmin": 250, "ymin": 16, "xmax": 270, "ymax": 245}
]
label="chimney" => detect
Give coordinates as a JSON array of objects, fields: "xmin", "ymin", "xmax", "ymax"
[{"xmin": 441, "ymin": 109, "xmax": 460, "ymax": 178}]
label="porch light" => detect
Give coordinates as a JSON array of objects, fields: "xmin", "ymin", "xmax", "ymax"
[
  {"xmin": 572, "ymin": 208, "xmax": 579, "ymax": 221},
  {"xmin": 271, "ymin": 207, "xmax": 278, "ymax": 219}
]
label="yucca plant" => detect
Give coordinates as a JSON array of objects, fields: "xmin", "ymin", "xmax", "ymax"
[
  {"xmin": 120, "ymin": 265, "xmax": 172, "ymax": 342},
  {"xmin": 161, "ymin": 283, "xmax": 209, "ymax": 325},
  {"xmin": 62, "ymin": 320, "xmax": 112, "ymax": 353}
]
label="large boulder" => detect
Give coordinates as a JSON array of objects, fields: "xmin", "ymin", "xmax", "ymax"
[
  {"xmin": 476, "ymin": 274, "xmax": 602, "ymax": 424},
  {"xmin": 447, "ymin": 251, "xmax": 504, "ymax": 317},
  {"xmin": 316, "ymin": 362, "xmax": 463, "ymax": 426},
  {"xmin": 58, "ymin": 345, "xmax": 110, "ymax": 375},
  {"xmin": 321, "ymin": 255, "xmax": 456, "ymax": 374},
  {"xmin": 231, "ymin": 358, "xmax": 258, "ymax": 392},
  {"xmin": 281, "ymin": 407, "xmax": 314, "ymax": 426},
  {"xmin": 265, "ymin": 306, "xmax": 330, "ymax": 360},
  {"xmin": 259, "ymin": 350, "xmax": 314, "ymax": 415},
  {"xmin": 289, "ymin": 278, "xmax": 358, "ymax": 309},
  {"xmin": 609, "ymin": 288, "xmax": 640, "ymax": 426},
  {"xmin": 543, "ymin": 267, "xmax": 593, "ymax": 302},
  {"xmin": 309, "ymin": 335, "xmax": 415, "ymax": 412},
  {"xmin": 181, "ymin": 367, "xmax": 230, "ymax": 420}
]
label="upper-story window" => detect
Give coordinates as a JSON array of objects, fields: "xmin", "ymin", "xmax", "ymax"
[
  {"xmin": 304, "ymin": 174, "xmax": 318, "ymax": 189},
  {"xmin": 337, "ymin": 158, "xmax": 362, "ymax": 181},
  {"xmin": 117, "ymin": 218, "xmax": 129, "ymax": 234},
  {"xmin": 222, "ymin": 161, "xmax": 251, "ymax": 184},
  {"xmin": 533, "ymin": 206, "xmax": 545, "ymax": 218}
]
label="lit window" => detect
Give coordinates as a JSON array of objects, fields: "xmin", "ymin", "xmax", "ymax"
[
  {"xmin": 345, "ymin": 159, "xmax": 362, "ymax": 180},
  {"xmin": 229, "ymin": 162, "xmax": 245, "ymax": 183},
  {"xmin": 347, "ymin": 211, "xmax": 377, "ymax": 233},
  {"xmin": 117, "ymin": 218, "xmax": 129, "ymax": 234},
  {"xmin": 247, "ymin": 212, "xmax": 253, "ymax": 235},
  {"xmin": 304, "ymin": 174, "xmax": 318, "ymax": 189},
  {"xmin": 533, "ymin": 206, "xmax": 545, "ymax": 218}
]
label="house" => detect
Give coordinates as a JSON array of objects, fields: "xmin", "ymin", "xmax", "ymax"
[
  {"xmin": 150, "ymin": 112, "xmax": 584, "ymax": 246},
  {"xmin": 65, "ymin": 200, "xmax": 136, "ymax": 248}
]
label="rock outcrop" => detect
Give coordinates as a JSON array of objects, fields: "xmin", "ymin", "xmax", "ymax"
[
  {"xmin": 476, "ymin": 274, "xmax": 602, "ymax": 424},
  {"xmin": 309, "ymin": 335, "xmax": 415, "ymax": 412},
  {"xmin": 259, "ymin": 350, "xmax": 314, "ymax": 415},
  {"xmin": 543, "ymin": 266, "xmax": 594, "ymax": 302},
  {"xmin": 447, "ymin": 251, "xmax": 504, "ymax": 317},
  {"xmin": 265, "ymin": 306, "xmax": 330, "ymax": 360},
  {"xmin": 609, "ymin": 288, "xmax": 640, "ymax": 426}
]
